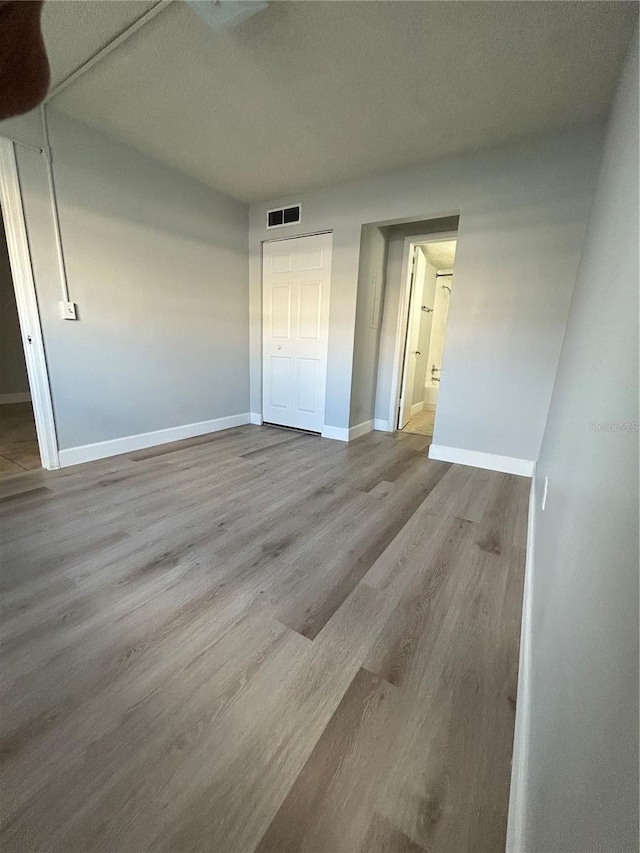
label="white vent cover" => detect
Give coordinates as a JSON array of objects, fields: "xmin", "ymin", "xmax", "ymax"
[{"xmin": 267, "ymin": 204, "xmax": 301, "ymax": 229}]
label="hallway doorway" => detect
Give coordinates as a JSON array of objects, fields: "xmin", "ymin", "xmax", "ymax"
[
  {"xmin": 398, "ymin": 237, "xmax": 456, "ymax": 438},
  {"xmin": 0, "ymin": 203, "xmax": 40, "ymax": 478}
]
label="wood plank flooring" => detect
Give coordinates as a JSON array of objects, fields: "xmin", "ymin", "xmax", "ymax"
[
  {"xmin": 0, "ymin": 402, "xmax": 40, "ymax": 477},
  {"xmin": 0, "ymin": 425, "xmax": 529, "ymax": 852}
]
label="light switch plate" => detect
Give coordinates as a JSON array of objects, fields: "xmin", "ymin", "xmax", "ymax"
[{"xmin": 60, "ymin": 301, "xmax": 78, "ymax": 320}]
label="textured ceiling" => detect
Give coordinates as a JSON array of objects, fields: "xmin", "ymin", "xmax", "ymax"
[
  {"xmin": 421, "ymin": 240, "xmax": 457, "ymax": 272},
  {"xmin": 45, "ymin": 1, "xmax": 637, "ymax": 203},
  {"xmin": 42, "ymin": 0, "xmax": 156, "ymax": 89}
]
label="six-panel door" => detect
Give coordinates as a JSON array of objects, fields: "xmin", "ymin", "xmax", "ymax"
[{"xmin": 262, "ymin": 233, "xmax": 332, "ymax": 432}]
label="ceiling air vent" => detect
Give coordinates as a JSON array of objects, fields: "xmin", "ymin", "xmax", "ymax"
[{"xmin": 267, "ymin": 204, "xmax": 301, "ymax": 229}]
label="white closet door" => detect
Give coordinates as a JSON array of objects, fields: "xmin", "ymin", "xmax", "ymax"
[{"xmin": 262, "ymin": 233, "xmax": 332, "ymax": 432}]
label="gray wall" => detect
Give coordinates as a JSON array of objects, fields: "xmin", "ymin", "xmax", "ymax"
[
  {"xmin": 10, "ymin": 108, "xmax": 249, "ymax": 450},
  {"xmin": 0, "ymin": 213, "xmax": 29, "ymax": 397},
  {"xmin": 349, "ymin": 225, "xmax": 388, "ymax": 427},
  {"xmin": 523, "ymin": 37, "xmax": 638, "ymax": 852},
  {"xmin": 249, "ymin": 126, "xmax": 604, "ymax": 462},
  {"xmin": 0, "ymin": 112, "xmax": 607, "ymax": 466}
]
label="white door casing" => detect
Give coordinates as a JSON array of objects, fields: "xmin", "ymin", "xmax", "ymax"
[
  {"xmin": 262, "ymin": 233, "xmax": 332, "ymax": 432},
  {"xmin": 0, "ymin": 138, "xmax": 59, "ymax": 469}
]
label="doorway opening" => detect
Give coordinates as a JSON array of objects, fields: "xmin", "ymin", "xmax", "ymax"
[
  {"xmin": 0, "ymin": 138, "xmax": 59, "ymax": 472},
  {"xmin": 0, "ymin": 203, "xmax": 40, "ymax": 478},
  {"xmin": 397, "ymin": 236, "xmax": 456, "ymax": 438}
]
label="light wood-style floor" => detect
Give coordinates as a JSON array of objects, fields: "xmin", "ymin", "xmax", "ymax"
[
  {"xmin": 401, "ymin": 406, "xmax": 436, "ymax": 437},
  {"xmin": 0, "ymin": 425, "xmax": 529, "ymax": 853},
  {"xmin": 0, "ymin": 402, "xmax": 40, "ymax": 478}
]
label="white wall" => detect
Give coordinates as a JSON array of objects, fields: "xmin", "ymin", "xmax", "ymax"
[
  {"xmin": 516, "ymin": 36, "xmax": 639, "ymax": 853},
  {"xmin": 349, "ymin": 224, "xmax": 388, "ymax": 428},
  {"xmin": 5, "ymin": 108, "xmax": 249, "ymax": 451},
  {"xmin": 249, "ymin": 126, "xmax": 603, "ymax": 462}
]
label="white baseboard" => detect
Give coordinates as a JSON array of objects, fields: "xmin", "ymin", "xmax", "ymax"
[
  {"xmin": 321, "ymin": 424, "xmax": 349, "ymax": 442},
  {"xmin": 374, "ymin": 418, "xmax": 391, "ymax": 432},
  {"xmin": 58, "ymin": 413, "xmax": 252, "ymax": 468},
  {"xmin": 0, "ymin": 391, "xmax": 31, "ymax": 404},
  {"xmin": 348, "ymin": 420, "xmax": 374, "ymax": 441},
  {"xmin": 249, "ymin": 412, "xmax": 263, "ymax": 425},
  {"xmin": 410, "ymin": 401, "xmax": 424, "ymax": 416},
  {"xmin": 506, "ymin": 469, "xmax": 537, "ymax": 852},
  {"xmin": 428, "ymin": 444, "xmax": 535, "ymax": 477}
]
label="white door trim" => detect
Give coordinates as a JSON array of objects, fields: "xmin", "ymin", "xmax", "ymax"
[
  {"xmin": 388, "ymin": 230, "xmax": 458, "ymax": 432},
  {"xmin": 506, "ymin": 468, "xmax": 536, "ymax": 851},
  {"xmin": 0, "ymin": 137, "xmax": 60, "ymax": 470},
  {"xmin": 262, "ymin": 229, "xmax": 333, "ymax": 245}
]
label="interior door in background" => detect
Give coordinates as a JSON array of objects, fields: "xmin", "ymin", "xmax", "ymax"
[
  {"xmin": 398, "ymin": 247, "xmax": 427, "ymax": 429},
  {"xmin": 412, "ymin": 255, "xmax": 437, "ymax": 406},
  {"xmin": 262, "ymin": 233, "xmax": 332, "ymax": 432},
  {"xmin": 425, "ymin": 273, "xmax": 453, "ymax": 398}
]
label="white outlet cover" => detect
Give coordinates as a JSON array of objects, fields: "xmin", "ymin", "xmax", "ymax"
[{"xmin": 60, "ymin": 301, "xmax": 77, "ymax": 320}]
